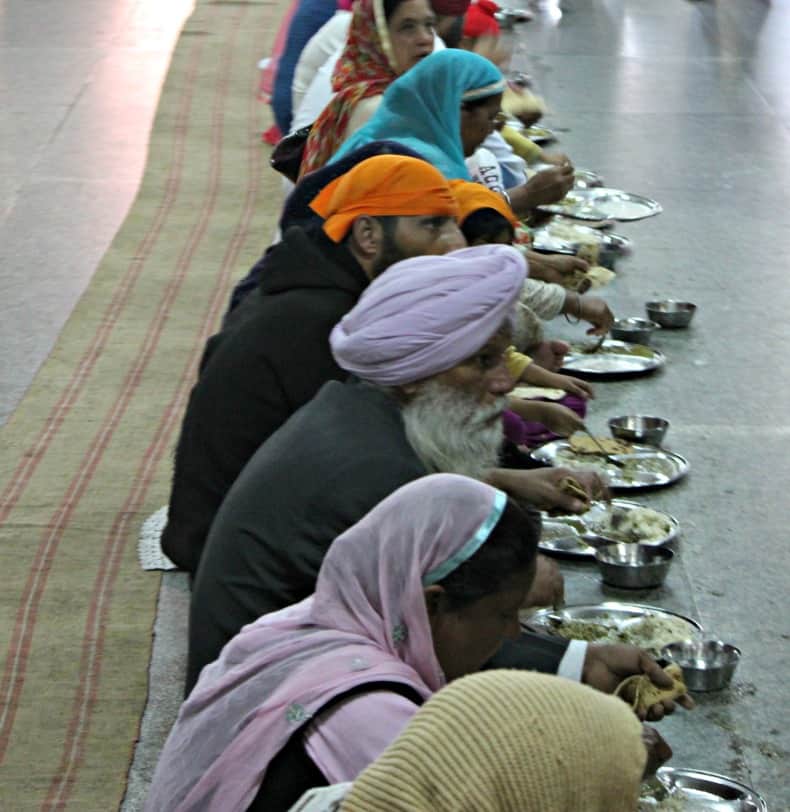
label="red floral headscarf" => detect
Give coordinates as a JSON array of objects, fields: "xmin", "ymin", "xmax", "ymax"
[{"xmin": 299, "ymin": 0, "xmax": 399, "ymax": 177}]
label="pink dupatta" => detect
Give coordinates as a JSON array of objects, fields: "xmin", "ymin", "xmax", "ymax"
[{"xmin": 145, "ymin": 474, "xmax": 506, "ymax": 812}]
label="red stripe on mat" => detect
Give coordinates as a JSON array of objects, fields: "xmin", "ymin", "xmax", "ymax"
[
  {"xmin": 0, "ymin": 10, "xmax": 211, "ymax": 766},
  {"xmin": 0, "ymin": 60, "xmax": 196, "ymax": 533},
  {"xmin": 46, "ymin": 5, "xmax": 270, "ymax": 806}
]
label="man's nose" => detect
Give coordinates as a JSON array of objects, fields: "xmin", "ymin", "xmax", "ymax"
[
  {"xmin": 417, "ymin": 24, "xmax": 435, "ymax": 46},
  {"xmin": 442, "ymin": 222, "xmax": 467, "ymax": 252}
]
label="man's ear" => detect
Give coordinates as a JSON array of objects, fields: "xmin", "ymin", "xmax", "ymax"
[
  {"xmin": 398, "ymin": 373, "xmax": 435, "ymax": 399},
  {"xmin": 423, "ymin": 585, "xmax": 445, "ymax": 620},
  {"xmin": 349, "ymin": 215, "xmax": 385, "ymax": 260}
]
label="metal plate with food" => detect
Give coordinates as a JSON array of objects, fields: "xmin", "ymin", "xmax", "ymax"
[
  {"xmin": 539, "ymin": 500, "xmax": 680, "ymax": 559},
  {"xmin": 640, "ymin": 767, "xmax": 767, "ymax": 811},
  {"xmin": 525, "ymin": 603, "xmax": 702, "ymax": 657},
  {"xmin": 531, "ymin": 220, "xmax": 632, "ymax": 258},
  {"xmin": 572, "ymin": 168, "xmax": 605, "ymax": 189},
  {"xmin": 530, "ymin": 439, "xmax": 689, "ymax": 490},
  {"xmin": 562, "ymin": 339, "xmax": 665, "ymax": 377},
  {"xmin": 539, "ymin": 188, "xmax": 663, "ymax": 221}
]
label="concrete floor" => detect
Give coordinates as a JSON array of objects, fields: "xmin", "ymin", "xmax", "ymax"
[
  {"xmin": 2, "ymin": 0, "xmax": 788, "ymax": 808},
  {"xmin": 527, "ymin": 1, "xmax": 790, "ymax": 807}
]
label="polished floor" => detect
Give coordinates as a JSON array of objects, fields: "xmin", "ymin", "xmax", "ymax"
[
  {"xmin": 0, "ymin": 0, "xmax": 194, "ymax": 425},
  {"xmin": 2, "ymin": 0, "xmax": 789, "ymax": 808},
  {"xmin": 525, "ymin": 2, "xmax": 790, "ymax": 806}
]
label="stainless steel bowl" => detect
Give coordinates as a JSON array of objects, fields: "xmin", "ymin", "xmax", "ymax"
[
  {"xmin": 493, "ymin": 11, "xmax": 516, "ymax": 28},
  {"xmin": 595, "ymin": 543, "xmax": 674, "ymax": 589},
  {"xmin": 661, "ymin": 640, "xmax": 742, "ymax": 691},
  {"xmin": 645, "ymin": 300, "xmax": 697, "ymax": 328},
  {"xmin": 573, "ymin": 169, "xmax": 604, "ymax": 189},
  {"xmin": 610, "ymin": 317, "xmax": 660, "ymax": 344},
  {"xmin": 598, "ymin": 236, "xmax": 629, "ymax": 268},
  {"xmin": 494, "ymin": 8, "xmax": 532, "ymax": 28},
  {"xmin": 497, "ymin": 6, "xmax": 533, "ymax": 22},
  {"xmin": 608, "ymin": 415, "xmax": 669, "ymax": 446}
]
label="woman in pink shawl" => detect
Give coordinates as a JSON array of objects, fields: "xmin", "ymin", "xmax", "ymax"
[{"xmin": 145, "ymin": 474, "xmax": 539, "ymax": 812}]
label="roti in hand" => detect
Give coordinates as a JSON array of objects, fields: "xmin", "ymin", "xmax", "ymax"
[
  {"xmin": 586, "ymin": 265, "xmax": 616, "ymax": 288},
  {"xmin": 561, "ymin": 265, "xmax": 615, "ymax": 293},
  {"xmin": 564, "ymin": 268, "xmax": 592, "ymax": 294},
  {"xmin": 511, "ymin": 385, "xmax": 566, "ymax": 401},
  {"xmin": 558, "ymin": 476, "xmax": 591, "ymax": 505},
  {"xmin": 616, "ymin": 663, "xmax": 688, "ymax": 715}
]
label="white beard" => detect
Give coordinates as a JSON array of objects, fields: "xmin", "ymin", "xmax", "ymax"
[{"xmin": 402, "ymin": 380, "xmax": 506, "ymax": 480}]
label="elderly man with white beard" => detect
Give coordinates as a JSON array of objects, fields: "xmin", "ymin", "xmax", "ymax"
[{"xmin": 186, "ymin": 246, "xmax": 682, "ymax": 719}]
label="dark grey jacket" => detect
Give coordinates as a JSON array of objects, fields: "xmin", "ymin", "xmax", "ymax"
[{"xmin": 187, "ymin": 380, "xmax": 569, "ymax": 693}]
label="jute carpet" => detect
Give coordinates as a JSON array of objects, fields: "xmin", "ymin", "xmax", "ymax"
[{"xmin": 0, "ymin": 0, "xmax": 286, "ymax": 807}]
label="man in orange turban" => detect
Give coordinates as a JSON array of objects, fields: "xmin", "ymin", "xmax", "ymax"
[
  {"xmin": 449, "ymin": 178, "xmax": 519, "ymax": 243},
  {"xmin": 162, "ymin": 152, "xmax": 465, "ymax": 575}
]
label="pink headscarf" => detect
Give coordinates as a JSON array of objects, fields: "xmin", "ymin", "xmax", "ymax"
[
  {"xmin": 145, "ymin": 475, "xmax": 507, "ymax": 812},
  {"xmin": 330, "ymin": 244, "xmax": 526, "ymax": 386}
]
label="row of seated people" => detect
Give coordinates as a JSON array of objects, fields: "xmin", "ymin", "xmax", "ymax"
[{"xmin": 145, "ymin": 4, "xmax": 691, "ymax": 809}]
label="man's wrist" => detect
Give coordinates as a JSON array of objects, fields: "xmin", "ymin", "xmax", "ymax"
[{"xmin": 563, "ymin": 292, "xmax": 582, "ymax": 324}]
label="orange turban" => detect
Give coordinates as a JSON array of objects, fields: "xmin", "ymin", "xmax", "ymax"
[
  {"xmin": 449, "ymin": 180, "xmax": 519, "ymax": 228},
  {"xmin": 309, "ymin": 155, "xmax": 459, "ymax": 242}
]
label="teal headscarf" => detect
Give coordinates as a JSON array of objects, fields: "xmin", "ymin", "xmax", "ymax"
[{"xmin": 331, "ymin": 49, "xmax": 505, "ymax": 180}]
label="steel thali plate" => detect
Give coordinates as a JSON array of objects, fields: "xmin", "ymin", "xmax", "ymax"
[
  {"xmin": 539, "ymin": 187, "xmax": 663, "ymax": 221},
  {"xmin": 572, "ymin": 168, "xmax": 605, "ymax": 189},
  {"xmin": 524, "ymin": 603, "xmax": 702, "ymax": 658},
  {"xmin": 562, "ymin": 339, "xmax": 665, "ymax": 376},
  {"xmin": 539, "ymin": 499, "xmax": 680, "ymax": 559},
  {"xmin": 640, "ymin": 767, "xmax": 768, "ymax": 811},
  {"xmin": 531, "ymin": 222, "xmax": 631, "ymax": 256},
  {"xmin": 527, "ymin": 602, "xmax": 702, "ymax": 632},
  {"xmin": 530, "ymin": 439, "xmax": 690, "ymax": 490}
]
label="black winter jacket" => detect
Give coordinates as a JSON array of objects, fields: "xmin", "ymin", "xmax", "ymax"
[{"xmin": 161, "ymin": 226, "xmax": 369, "ymax": 573}]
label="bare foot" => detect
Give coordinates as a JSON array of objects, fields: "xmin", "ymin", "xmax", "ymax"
[{"xmin": 529, "ymin": 339, "xmax": 569, "ymax": 371}]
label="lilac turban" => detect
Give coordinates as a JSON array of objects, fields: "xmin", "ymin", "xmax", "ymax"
[{"xmin": 330, "ymin": 244, "xmax": 527, "ymax": 386}]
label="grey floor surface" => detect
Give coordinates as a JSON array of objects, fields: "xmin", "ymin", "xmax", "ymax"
[
  {"xmin": 0, "ymin": 0, "xmax": 194, "ymax": 427},
  {"xmin": 3, "ymin": 0, "xmax": 789, "ymax": 809}
]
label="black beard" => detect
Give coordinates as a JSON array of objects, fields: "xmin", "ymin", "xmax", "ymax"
[{"xmin": 370, "ymin": 230, "xmax": 408, "ymax": 278}]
